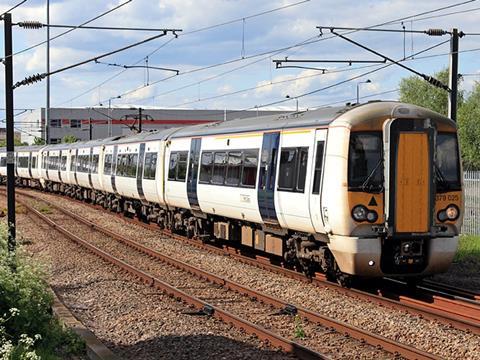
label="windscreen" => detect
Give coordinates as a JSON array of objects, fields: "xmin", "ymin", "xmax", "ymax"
[
  {"xmin": 348, "ymin": 132, "xmax": 383, "ymax": 191},
  {"xmin": 436, "ymin": 132, "xmax": 461, "ymax": 192}
]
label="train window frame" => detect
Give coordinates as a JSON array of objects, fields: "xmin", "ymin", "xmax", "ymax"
[
  {"xmin": 241, "ymin": 150, "xmax": 258, "ymax": 188},
  {"xmin": 31, "ymin": 156, "xmax": 37, "ymax": 169},
  {"xmin": 91, "ymin": 154, "xmax": 100, "ymax": 174},
  {"xmin": 277, "ymin": 147, "xmax": 309, "ymax": 193},
  {"xmin": 199, "ymin": 152, "xmax": 213, "ymax": 184},
  {"xmin": 348, "ymin": 131, "xmax": 383, "ymax": 192},
  {"xmin": 18, "ymin": 156, "xmax": 29, "ymax": 168},
  {"xmin": 312, "ymin": 141, "xmax": 325, "ymax": 195},
  {"xmin": 435, "ymin": 132, "xmax": 461, "ymax": 192},
  {"xmin": 143, "ymin": 152, "xmax": 157, "ymax": 180},
  {"xmin": 177, "ymin": 152, "xmax": 188, "ymax": 181},
  {"xmin": 60, "ymin": 156, "xmax": 68, "ymax": 171},
  {"xmin": 0, "ymin": 157, "xmax": 6, "ymax": 167},
  {"xmin": 168, "ymin": 151, "xmax": 189, "ymax": 182},
  {"xmin": 212, "ymin": 152, "xmax": 227, "ymax": 185},
  {"xmin": 104, "ymin": 154, "xmax": 112, "ymax": 175},
  {"xmin": 225, "ymin": 151, "xmax": 242, "ymax": 186}
]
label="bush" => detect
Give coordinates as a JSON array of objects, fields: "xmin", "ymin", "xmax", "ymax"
[{"xmin": 0, "ymin": 224, "xmax": 85, "ymax": 359}]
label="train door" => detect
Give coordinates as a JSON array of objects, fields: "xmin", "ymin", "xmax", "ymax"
[
  {"xmin": 384, "ymin": 118, "xmax": 434, "ymax": 235},
  {"xmin": 136, "ymin": 143, "xmax": 146, "ymax": 201},
  {"xmin": 258, "ymin": 132, "xmax": 280, "ymax": 225},
  {"xmin": 28, "ymin": 152, "xmax": 32, "ymax": 178},
  {"xmin": 187, "ymin": 138, "xmax": 202, "ymax": 210},
  {"xmin": 308, "ymin": 129, "xmax": 327, "ymax": 233}
]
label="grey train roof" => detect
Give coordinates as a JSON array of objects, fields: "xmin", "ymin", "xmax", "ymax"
[
  {"xmin": 9, "ymin": 101, "xmax": 454, "ymax": 152},
  {"xmin": 170, "ymin": 106, "xmax": 344, "ymax": 138}
]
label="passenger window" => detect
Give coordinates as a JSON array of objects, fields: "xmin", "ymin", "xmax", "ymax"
[
  {"xmin": 168, "ymin": 151, "xmax": 188, "ymax": 182},
  {"xmin": 296, "ymin": 148, "xmax": 308, "ymax": 191},
  {"xmin": 212, "ymin": 152, "xmax": 227, "ymax": 184},
  {"xmin": 278, "ymin": 147, "xmax": 309, "ymax": 193},
  {"xmin": 177, "ymin": 152, "xmax": 188, "ymax": 181},
  {"xmin": 91, "ymin": 155, "xmax": 99, "ymax": 173},
  {"xmin": 312, "ymin": 141, "xmax": 325, "ymax": 194},
  {"xmin": 104, "ymin": 154, "xmax": 112, "ymax": 175},
  {"xmin": 226, "ymin": 152, "xmax": 242, "ymax": 186},
  {"xmin": 61, "ymin": 156, "xmax": 67, "ymax": 171},
  {"xmin": 168, "ymin": 152, "xmax": 178, "ymax": 180},
  {"xmin": 199, "ymin": 152, "xmax": 213, "ymax": 183},
  {"xmin": 143, "ymin": 152, "xmax": 157, "ymax": 180},
  {"xmin": 70, "ymin": 155, "xmax": 76, "ymax": 171},
  {"xmin": 31, "ymin": 156, "xmax": 37, "ymax": 169},
  {"xmin": 278, "ymin": 149, "xmax": 297, "ymax": 190},
  {"xmin": 241, "ymin": 150, "xmax": 258, "ymax": 187}
]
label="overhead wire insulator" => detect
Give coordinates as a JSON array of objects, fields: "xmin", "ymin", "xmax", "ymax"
[
  {"xmin": 18, "ymin": 21, "xmax": 43, "ymax": 29},
  {"xmin": 426, "ymin": 28, "xmax": 447, "ymax": 36},
  {"xmin": 423, "ymin": 75, "xmax": 450, "ymax": 91},
  {"xmin": 14, "ymin": 73, "xmax": 47, "ymax": 89}
]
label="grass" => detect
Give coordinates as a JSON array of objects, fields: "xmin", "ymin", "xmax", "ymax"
[
  {"xmin": 455, "ymin": 234, "xmax": 480, "ymax": 262},
  {"xmin": 37, "ymin": 204, "xmax": 53, "ymax": 214}
]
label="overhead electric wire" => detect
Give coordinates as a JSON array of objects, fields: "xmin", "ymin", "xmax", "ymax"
[
  {"xmin": 167, "ymin": 37, "xmax": 449, "ymax": 115},
  {"xmin": 166, "ymin": 38, "xmax": 450, "ymax": 108},
  {"xmin": 14, "ymin": 30, "xmax": 179, "ymax": 88},
  {"xmin": 57, "ymin": 0, "xmax": 311, "ymax": 106},
  {"xmin": 312, "ymin": 88, "xmax": 400, "ymax": 109},
  {"xmin": 59, "ymin": 0, "xmax": 477, "ymax": 109},
  {"xmin": 5, "ymin": 0, "xmax": 133, "ymax": 61},
  {"xmin": 103, "ymin": 0, "xmax": 477, "ymax": 107},
  {"xmin": 0, "ymin": 0, "xmax": 27, "ymax": 18}
]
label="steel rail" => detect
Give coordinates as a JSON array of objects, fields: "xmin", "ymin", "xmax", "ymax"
[
  {"xmin": 420, "ymin": 279, "xmax": 480, "ymax": 301},
  {"xmin": 12, "ymin": 193, "xmax": 327, "ymax": 360},
  {"xmin": 8, "ymin": 188, "xmax": 440, "ymax": 360},
  {"xmin": 8, "ymin": 187, "xmax": 480, "ymax": 336}
]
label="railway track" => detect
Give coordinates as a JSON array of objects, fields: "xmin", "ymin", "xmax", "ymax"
[
  {"xmin": 68, "ymin": 190, "xmax": 479, "ymax": 335},
  {"xmin": 7, "ymin": 188, "xmax": 444, "ymax": 360}
]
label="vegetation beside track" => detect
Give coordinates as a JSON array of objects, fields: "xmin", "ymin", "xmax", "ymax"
[
  {"xmin": 0, "ymin": 223, "xmax": 85, "ymax": 359},
  {"xmin": 455, "ymin": 234, "xmax": 480, "ymax": 263}
]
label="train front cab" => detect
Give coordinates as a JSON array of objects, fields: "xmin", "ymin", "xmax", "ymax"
[{"xmin": 327, "ymin": 103, "xmax": 463, "ymax": 278}]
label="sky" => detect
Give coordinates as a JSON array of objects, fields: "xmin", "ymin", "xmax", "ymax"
[{"xmin": 1, "ymin": 0, "xmax": 480, "ymax": 134}]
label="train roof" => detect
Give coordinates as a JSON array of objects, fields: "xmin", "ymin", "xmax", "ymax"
[{"xmin": 169, "ymin": 106, "xmax": 343, "ymax": 138}]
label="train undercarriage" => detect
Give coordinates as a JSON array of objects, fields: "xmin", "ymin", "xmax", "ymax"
[{"xmin": 7, "ymin": 177, "xmax": 353, "ymax": 285}]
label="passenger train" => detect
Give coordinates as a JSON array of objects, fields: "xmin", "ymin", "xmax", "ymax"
[{"xmin": 0, "ymin": 101, "xmax": 464, "ymax": 285}]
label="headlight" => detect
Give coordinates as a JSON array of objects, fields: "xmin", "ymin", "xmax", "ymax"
[
  {"xmin": 352, "ymin": 205, "xmax": 368, "ymax": 222},
  {"xmin": 446, "ymin": 204, "xmax": 459, "ymax": 220},
  {"xmin": 366, "ymin": 210, "xmax": 378, "ymax": 223},
  {"xmin": 437, "ymin": 204, "xmax": 459, "ymax": 222}
]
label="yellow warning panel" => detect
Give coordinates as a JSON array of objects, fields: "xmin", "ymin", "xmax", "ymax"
[{"xmin": 395, "ymin": 132, "xmax": 430, "ymax": 233}]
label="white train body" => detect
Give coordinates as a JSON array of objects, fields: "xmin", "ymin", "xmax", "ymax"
[{"xmin": 2, "ymin": 101, "xmax": 464, "ymax": 281}]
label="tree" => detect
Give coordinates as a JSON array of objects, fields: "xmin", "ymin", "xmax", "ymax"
[
  {"xmin": 61, "ymin": 135, "xmax": 78, "ymax": 143},
  {"xmin": 0, "ymin": 138, "xmax": 26, "ymax": 147},
  {"xmin": 458, "ymin": 82, "xmax": 480, "ymax": 170},
  {"xmin": 399, "ymin": 68, "xmax": 463, "ymax": 116},
  {"xmin": 33, "ymin": 137, "xmax": 45, "ymax": 145}
]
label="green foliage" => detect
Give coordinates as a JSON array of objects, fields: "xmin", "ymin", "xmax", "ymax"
[
  {"xmin": 399, "ymin": 68, "xmax": 480, "ymax": 170},
  {"xmin": 33, "ymin": 137, "xmax": 45, "ymax": 146},
  {"xmin": 37, "ymin": 204, "xmax": 53, "ymax": 214},
  {"xmin": 0, "ymin": 224, "xmax": 85, "ymax": 358},
  {"xmin": 458, "ymin": 82, "xmax": 480, "ymax": 170},
  {"xmin": 455, "ymin": 234, "xmax": 480, "ymax": 262},
  {"xmin": 293, "ymin": 315, "xmax": 306, "ymax": 339},
  {"xmin": 0, "ymin": 138, "xmax": 27, "ymax": 148},
  {"xmin": 61, "ymin": 135, "xmax": 78, "ymax": 144},
  {"xmin": 399, "ymin": 68, "xmax": 464, "ymax": 116}
]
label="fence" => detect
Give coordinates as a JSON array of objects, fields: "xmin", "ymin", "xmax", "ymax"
[{"xmin": 463, "ymin": 171, "xmax": 480, "ymax": 235}]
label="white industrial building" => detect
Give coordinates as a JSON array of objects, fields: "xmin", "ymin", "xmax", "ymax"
[{"xmin": 18, "ymin": 107, "xmax": 285, "ymax": 144}]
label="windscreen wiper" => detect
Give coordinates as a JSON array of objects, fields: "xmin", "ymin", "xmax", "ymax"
[
  {"xmin": 434, "ymin": 164, "xmax": 450, "ymax": 191},
  {"xmin": 361, "ymin": 158, "xmax": 384, "ymax": 193}
]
